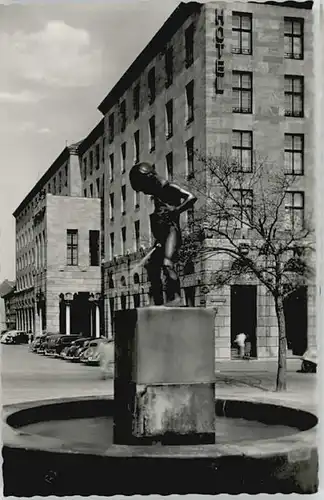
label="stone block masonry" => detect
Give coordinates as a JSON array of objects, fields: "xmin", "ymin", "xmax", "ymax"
[{"xmin": 113, "ymin": 307, "xmax": 215, "ymax": 445}]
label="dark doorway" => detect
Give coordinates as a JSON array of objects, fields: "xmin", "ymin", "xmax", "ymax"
[
  {"xmin": 70, "ymin": 292, "xmax": 91, "ymax": 336},
  {"xmin": 59, "ymin": 295, "xmax": 65, "ymax": 334},
  {"xmin": 184, "ymin": 286, "xmax": 196, "ymax": 307},
  {"xmin": 231, "ymin": 285, "xmax": 257, "ymax": 358},
  {"xmin": 109, "ymin": 297, "xmax": 115, "ymax": 337},
  {"xmin": 284, "ymin": 286, "xmax": 307, "ymax": 356}
]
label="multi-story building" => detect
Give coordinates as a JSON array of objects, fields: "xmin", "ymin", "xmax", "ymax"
[
  {"xmin": 13, "ymin": 143, "xmax": 102, "ymax": 337},
  {"xmin": 97, "ymin": 0, "xmax": 314, "ymax": 359},
  {"xmin": 0, "ymin": 280, "xmax": 16, "ymax": 331},
  {"xmin": 12, "ymin": 0, "xmax": 315, "ymax": 359}
]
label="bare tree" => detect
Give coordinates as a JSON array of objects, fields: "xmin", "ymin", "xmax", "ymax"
[{"xmin": 179, "ymin": 150, "xmax": 314, "ymax": 391}]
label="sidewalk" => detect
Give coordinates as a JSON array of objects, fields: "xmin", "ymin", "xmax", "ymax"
[{"xmin": 216, "ymin": 357, "xmax": 302, "ymax": 372}]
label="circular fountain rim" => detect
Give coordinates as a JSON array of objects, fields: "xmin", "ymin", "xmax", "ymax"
[{"xmin": 3, "ymin": 395, "xmax": 317, "ymax": 460}]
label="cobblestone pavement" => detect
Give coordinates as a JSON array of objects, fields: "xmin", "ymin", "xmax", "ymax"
[{"xmin": 1, "ymin": 345, "xmax": 318, "ymax": 415}]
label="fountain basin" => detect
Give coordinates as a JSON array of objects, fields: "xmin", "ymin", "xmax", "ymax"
[{"xmin": 2, "ymin": 396, "xmax": 318, "ymax": 496}]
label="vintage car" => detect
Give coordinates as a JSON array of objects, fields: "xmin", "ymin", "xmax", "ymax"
[
  {"xmin": 1, "ymin": 330, "xmax": 28, "ymax": 344},
  {"xmin": 45, "ymin": 334, "xmax": 81, "ymax": 357},
  {"xmin": 80, "ymin": 337, "xmax": 108, "ymax": 366},
  {"xmin": 61, "ymin": 337, "xmax": 93, "ymax": 360},
  {"xmin": 301, "ymin": 348, "xmax": 317, "ymax": 373}
]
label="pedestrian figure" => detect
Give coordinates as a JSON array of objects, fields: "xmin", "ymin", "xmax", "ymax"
[
  {"xmin": 234, "ymin": 332, "xmax": 246, "ymax": 359},
  {"xmin": 244, "ymin": 335, "xmax": 251, "ymax": 360},
  {"xmin": 129, "ymin": 162, "xmax": 197, "ymax": 306}
]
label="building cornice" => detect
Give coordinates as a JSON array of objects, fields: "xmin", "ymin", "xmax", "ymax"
[{"xmin": 97, "ymin": 2, "xmax": 202, "ymax": 115}]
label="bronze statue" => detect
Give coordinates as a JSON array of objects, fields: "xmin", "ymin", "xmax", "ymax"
[{"xmin": 129, "ymin": 162, "xmax": 197, "ymax": 306}]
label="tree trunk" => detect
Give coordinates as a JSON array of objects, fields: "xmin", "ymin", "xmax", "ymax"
[{"xmin": 274, "ymin": 294, "xmax": 287, "ymax": 391}]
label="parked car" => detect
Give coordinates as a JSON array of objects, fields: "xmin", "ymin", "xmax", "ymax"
[
  {"xmin": 301, "ymin": 348, "xmax": 317, "ymax": 373},
  {"xmin": 80, "ymin": 337, "xmax": 108, "ymax": 366},
  {"xmin": 29, "ymin": 336, "xmax": 43, "ymax": 352},
  {"xmin": 1, "ymin": 330, "xmax": 28, "ymax": 344},
  {"xmin": 70, "ymin": 339, "xmax": 93, "ymax": 362},
  {"xmin": 1, "ymin": 331, "xmax": 13, "ymax": 344},
  {"xmin": 47, "ymin": 334, "xmax": 81, "ymax": 358},
  {"xmin": 37, "ymin": 333, "xmax": 60, "ymax": 354},
  {"xmin": 62, "ymin": 337, "xmax": 93, "ymax": 361}
]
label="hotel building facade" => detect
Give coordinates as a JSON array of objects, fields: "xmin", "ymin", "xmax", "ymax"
[{"xmin": 13, "ymin": 0, "xmax": 315, "ymax": 359}]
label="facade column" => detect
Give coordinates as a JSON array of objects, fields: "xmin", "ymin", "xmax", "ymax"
[
  {"xmin": 95, "ymin": 303, "xmax": 100, "ymax": 338},
  {"xmin": 34, "ymin": 301, "xmax": 37, "ymax": 335},
  {"xmin": 17, "ymin": 309, "xmax": 20, "ymax": 329},
  {"xmin": 66, "ymin": 303, "xmax": 71, "ymax": 335},
  {"xmin": 64, "ymin": 293, "xmax": 73, "ymax": 335},
  {"xmin": 39, "ymin": 307, "xmax": 43, "ymax": 336},
  {"xmin": 24, "ymin": 309, "xmax": 27, "ymax": 331}
]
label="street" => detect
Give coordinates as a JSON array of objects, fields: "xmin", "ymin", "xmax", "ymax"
[
  {"xmin": 1, "ymin": 344, "xmax": 113, "ymax": 405},
  {"xmin": 1, "ymin": 344, "xmax": 317, "ymax": 415}
]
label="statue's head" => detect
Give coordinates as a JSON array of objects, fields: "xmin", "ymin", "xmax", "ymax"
[{"xmin": 129, "ymin": 162, "xmax": 158, "ymax": 194}]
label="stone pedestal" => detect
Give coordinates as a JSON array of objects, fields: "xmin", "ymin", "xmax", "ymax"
[{"xmin": 114, "ymin": 307, "xmax": 215, "ymax": 445}]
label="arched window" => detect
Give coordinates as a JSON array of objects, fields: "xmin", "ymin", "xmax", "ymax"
[
  {"xmin": 108, "ymin": 273, "xmax": 114, "ymax": 289},
  {"xmin": 133, "ymin": 273, "xmax": 140, "ymax": 285},
  {"xmin": 120, "ymin": 275, "xmax": 126, "ymax": 287}
]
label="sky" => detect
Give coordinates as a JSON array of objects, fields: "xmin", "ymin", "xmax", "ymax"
[
  {"xmin": 0, "ymin": 0, "xmax": 193, "ymax": 283},
  {"xmin": 0, "ymin": 0, "xmax": 313, "ymax": 284}
]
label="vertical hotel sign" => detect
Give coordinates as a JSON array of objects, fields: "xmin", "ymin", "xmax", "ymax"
[{"xmin": 215, "ymin": 9, "xmax": 224, "ymax": 95}]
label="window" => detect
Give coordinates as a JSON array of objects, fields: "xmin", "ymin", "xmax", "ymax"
[
  {"xmin": 149, "ymin": 116, "xmax": 156, "ymax": 152},
  {"xmin": 121, "ymin": 226, "xmax": 126, "ymax": 255},
  {"xmin": 285, "ymin": 76, "xmax": 304, "ymax": 117},
  {"xmin": 187, "ymin": 206, "xmax": 195, "ymax": 232},
  {"xmin": 185, "ymin": 80, "xmax": 194, "ymax": 124},
  {"xmin": 89, "ymin": 151, "xmax": 94, "ymax": 175},
  {"xmin": 233, "ymin": 189, "xmax": 253, "ymax": 227},
  {"xmin": 166, "ymin": 152, "xmax": 173, "ymax": 181},
  {"xmin": 89, "ymin": 183, "xmax": 94, "ymax": 197},
  {"xmin": 109, "ymin": 153, "xmax": 114, "ymax": 181},
  {"xmin": 285, "ymin": 134, "xmax": 304, "ymax": 175},
  {"xmin": 134, "ymin": 220, "xmax": 140, "ymax": 252},
  {"xmin": 232, "ymin": 71, "xmax": 252, "ymax": 113},
  {"xmin": 133, "ymin": 84, "xmax": 140, "ymax": 119},
  {"xmin": 95, "ymin": 144, "xmax": 100, "ymax": 169},
  {"xmin": 89, "ymin": 230, "xmax": 100, "ymax": 266},
  {"xmin": 121, "ymin": 142, "xmax": 127, "ymax": 173},
  {"xmin": 186, "ymin": 137, "xmax": 194, "ymax": 179},
  {"xmin": 232, "ymin": 12, "xmax": 252, "ymax": 55},
  {"xmin": 102, "ymin": 137, "xmax": 105, "ymax": 163},
  {"xmin": 232, "ymin": 130, "xmax": 253, "ymax": 172},
  {"xmin": 285, "ymin": 192, "xmax": 304, "ymax": 231},
  {"xmin": 134, "ymin": 130, "xmax": 140, "ymax": 163},
  {"xmin": 121, "ymin": 185, "xmax": 126, "ymax": 215},
  {"xmin": 284, "ymin": 17, "xmax": 303, "ymax": 59},
  {"xmin": 65, "ymin": 165, "xmax": 68, "ymax": 186},
  {"xmin": 83, "ymin": 158, "xmax": 87, "ymax": 180},
  {"xmin": 165, "ymin": 47, "xmax": 173, "ymax": 87},
  {"xmin": 109, "ymin": 193, "xmax": 114, "ymax": 220},
  {"xmin": 58, "ymin": 171, "xmax": 62, "ymax": 192},
  {"xmin": 148, "ymin": 67, "xmax": 155, "ymax": 104},
  {"xmin": 120, "ymin": 100, "xmax": 126, "ymax": 132},
  {"xmin": 108, "ymin": 113, "xmax": 114, "ymax": 143},
  {"xmin": 165, "ymin": 100, "xmax": 173, "ymax": 139},
  {"xmin": 110, "ymin": 232, "xmax": 115, "ymax": 259},
  {"xmin": 67, "ymin": 229, "xmax": 78, "ymax": 266},
  {"xmin": 134, "ymin": 190, "xmax": 140, "ymax": 209},
  {"xmin": 96, "ymin": 177, "xmax": 101, "ymax": 196},
  {"xmin": 185, "ymin": 23, "xmax": 194, "ymax": 67},
  {"xmin": 53, "ymin": 177, "xmax": 56, "ymax": 194},
  {"xmin": 84, "ymin": 188, "xmax": 87, "ymax": 197}
]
